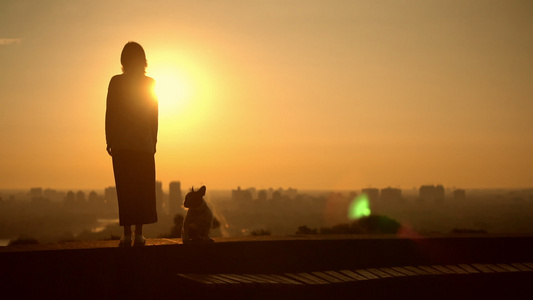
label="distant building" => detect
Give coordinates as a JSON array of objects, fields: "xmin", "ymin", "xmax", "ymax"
[
  {"xmin": 104, "ymin": 186, "xmax": 117, "ymax": 204},
  {"xmin": 380, "ymin": 187, "xmax": 402, "ymax": 202},
  {"xmin": 76, "ymin": 191, "xmax": 86, "ymax": 203},
  {"xmin": 156, "ymin": 181, "xmax": 164, "ymax": 215},
  {"xmin": 30, "ymin": 187, "xmax": 48, "ymax": 205},
  {"xmin": 453, "ymin": 189, "xmax": 466, "ymax": 201},
  {"xmin": 247, "ymin": 187, "xmax": 257, "ymax": 200},
  {"xmin": 257, "ymin": 189, "xmax": 268, "ymax": 202},
  {"xmin": 64, "ymin": 190, "xmax": 76, "ymax": 204},
  {"xmin": 168, "ymin": 181, "xmax": 183, "ymax": 217},
  {"xmin": 419, "ymin": 185, "xmax": 445, "ymax": 203},
  {"xmin": 30, "ymin": 187, "xmax": 43, "ymax": 200},
  {"xmin": 361, "ymin": 188, "xmax": 379, "ymax": 203},
  {"xmin": 88, "ymin": 191, "xmax": 99, "ymax": 203},
  {"xmin": 267, "ymin": 188, "xmax": 275, "ymax": 199},
  {"xmin": 43, "ymin": 188, "xmax": 62, "ymax": 202},
  {"xmin": 232, "ymin": 186, "xmax": 253, "ymax": 203},
  {"xmin": 285, "ymin": 187, "xmax": 298, "ymax": 199},
  {"xmin": 271, "ymin": 190, "xmax": 282, "ymax": 203}
]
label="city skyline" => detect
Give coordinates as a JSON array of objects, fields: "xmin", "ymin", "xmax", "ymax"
[
  {"xmin": 1, "ymin": 1, "xmax": 532, "ymax": 190},
  {"xmin": 3, "ymin": 180, "xmax": 532, "ymax": 245},
  {"xmin": 2, "ymin": 182, "xmax": 529, "ymax": 199}
]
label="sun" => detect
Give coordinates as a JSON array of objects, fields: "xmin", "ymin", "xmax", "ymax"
[
  {"xmin": 150, "ymin": 66, "xmax": 191, "ymax": 114},
  {"xmin": 146, "ymin": 48, "xmax": 215, "ymax": 139}
]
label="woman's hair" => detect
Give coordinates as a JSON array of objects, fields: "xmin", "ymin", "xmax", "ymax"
[{"xmin": 120, "ymin": 41, "xmax": 147, "ymax": 74}]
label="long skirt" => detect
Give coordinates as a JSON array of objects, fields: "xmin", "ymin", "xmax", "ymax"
[{"xmin": 112, "ymin": 149, "xmax": 158, "ymax": 226}]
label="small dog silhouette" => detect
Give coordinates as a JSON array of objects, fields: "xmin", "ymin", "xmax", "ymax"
[{"xmin": 182, "ymin": 186, "xmax": 214, "ymax": 244}]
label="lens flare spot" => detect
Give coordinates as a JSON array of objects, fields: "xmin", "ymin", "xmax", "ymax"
[{"xmin": 349, "ymin": 194, "xmax": 371, "ymax": 220}]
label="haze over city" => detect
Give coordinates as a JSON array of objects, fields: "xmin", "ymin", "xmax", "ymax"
[{"xmin": 1, "ymin": 1, "xmax": 532, "ymax": 191}]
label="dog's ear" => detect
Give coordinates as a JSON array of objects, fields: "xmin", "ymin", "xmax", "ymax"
[{"xmin": 198, "ymin": 185, "xmax": 206, "ymax": 196}]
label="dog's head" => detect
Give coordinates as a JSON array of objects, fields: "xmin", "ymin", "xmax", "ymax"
[{"xmin": 184, "ymin": 185, "xmax": 206, "ymax": 209}]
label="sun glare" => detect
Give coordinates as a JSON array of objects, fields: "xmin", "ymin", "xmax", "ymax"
[
  {"xmin": 146, "ymin": 48, "xmax": 215, "ymax": 145},
  {"xmin": 150, "ymin": 66, "xmax": 191, "ymax": 114}
]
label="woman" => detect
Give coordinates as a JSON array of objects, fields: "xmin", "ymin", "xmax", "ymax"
[{"xmin": 105, "ymin": 42, "xmax": 158, "ymax": 247}]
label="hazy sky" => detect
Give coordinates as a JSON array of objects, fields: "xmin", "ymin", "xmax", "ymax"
[{"xmin": 1, "ymin": 1, "xmax": 532, "ymax": 191}]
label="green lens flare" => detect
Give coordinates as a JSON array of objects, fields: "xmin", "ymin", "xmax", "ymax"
[{"xmin": 349, "ymin": 194, "xmax": 371, "ymax": 219}]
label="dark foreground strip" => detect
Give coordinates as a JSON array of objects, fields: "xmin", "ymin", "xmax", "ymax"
[{"xmin": 177, "ymin": 262, "xmax": 533, "ymax": 290}]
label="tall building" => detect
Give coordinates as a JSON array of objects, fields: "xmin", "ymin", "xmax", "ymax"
[
  {"xmin": 380, "ymin": 187, "xmax": 402, "ymax": 202},
  {"xmin": 88, "ymin": 191, "xmax": 99, "ymax": 203},
  {"xmin": 65, "ymin": 190, "xmax": 76, "ymax": 204},
  {"xmin": 361, "ymin": 188, "xmax": 379, "ymax": 203},
  {"xmin": 104, "ymin": 186, "xmax": 117, "ymax": 204},
  {"xmin": 168, "ymin": 181, "xmax": 183, "ymax": 217},
  {"xmin": 257, "ymin": 190, "xmax": 268, "ymax": 202},
  {"xmin": 453, "ymin": 189, "xmax": 466, "ymax": 201},
  {"xmin": 103, "ymin": 186, "xmax": 118, "ymax": 214},
  {"xmin": 76, "ymin": 191, "xmax": 86, "ymax": 203},
  {"xmin": 30, "ymin": 187, "xmax": 43, "ymax": 200},
  {"xmin": 271, "ymin": 190, "xmax": 282, "ymax": 203},
  {"xmin": 232, "ymin": 186, "xmax": 253, "ymax": 203},
  {"xmin": 30, "ymin": 187, "xmax": 48, "ymax": 205},
  {"xmin": 285, "ymin": 187, "xmax": 298, "ymax": 199},
  {"xmin": 419, "ymin": 185, "xmax": 445, "ymax": 203},
  {"xmin": 156, "ymin": 181, "xmax": 164, "ymax": 215},
  {"xmin": 43, "ymin": 188, "xmax": 62, "ymax": 202}
]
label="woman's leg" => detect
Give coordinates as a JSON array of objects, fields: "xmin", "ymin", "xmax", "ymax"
[
  {"xmin": 119, "ymin": 225, "xmax": 133, "ymax": 247},
  {"xmin": 124, "ymin": 225, "xmax": 132, "ymax": 236},
  {"xmin": 133, "ymin": 224, "xmax": 146, "ymax": 246},
  {"xmin": 134, "ymin": 224, "xmax": 143, "ymax": 235}
]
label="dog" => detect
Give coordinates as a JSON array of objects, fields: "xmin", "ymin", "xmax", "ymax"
[{"xmin": 182, "ymin": 186, "xmax": 214, "ymax": 243}]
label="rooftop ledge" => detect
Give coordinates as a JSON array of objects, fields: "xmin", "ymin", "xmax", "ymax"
[
  {"xmin": 3, "ymin": 233, "xmax": 533, "ymax": 252},
  {"xmin": 1, "ymin": 235, "xmax": 532, "ymax": 299}
]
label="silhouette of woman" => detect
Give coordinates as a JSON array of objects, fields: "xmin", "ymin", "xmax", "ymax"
[{"xmin": 105, "ymin": 42, "xmax": 158, "ymax": 247}]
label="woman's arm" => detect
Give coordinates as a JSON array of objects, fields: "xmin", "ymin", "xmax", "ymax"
[
  {"xmin": 105, "ymin": 76, "xmax": 119, "ymax": 156},
  {"xmin": 150, "ymin": 78, "xmax": 158, "ymax": 153}
]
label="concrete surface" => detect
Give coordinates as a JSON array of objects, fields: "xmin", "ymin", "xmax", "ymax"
[{"xmin": 1, "ymin": 234, "xmax": 532, "ymax": 299}]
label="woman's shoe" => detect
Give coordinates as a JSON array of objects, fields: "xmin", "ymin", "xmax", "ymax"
[
  {"xmin": 118, "ymin": 235, "xmax": 132, "ymax": 247},
  {"xmin": 133, "ymin": 235, "xmax": 146, "ymax": 247}
]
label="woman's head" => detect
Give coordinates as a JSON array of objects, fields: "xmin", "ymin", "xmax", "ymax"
[{"xmin": 120, "ymin": 41, "xmax": 147, "ymax": 74}]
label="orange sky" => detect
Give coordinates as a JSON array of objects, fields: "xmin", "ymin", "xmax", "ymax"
[{"xmin": 0, "ymin": 1, "xmax": 532, "ymax": 191}]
